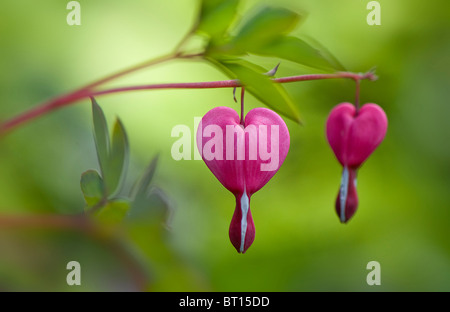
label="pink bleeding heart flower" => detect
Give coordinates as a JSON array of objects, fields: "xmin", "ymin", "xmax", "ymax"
[
  {"xmin": 196, "ymin": 106, "xmax": 290, "ymax": 253},
  {"xmin": 326, "ymin": 103, "xmax": 387, "ymax": 223}
]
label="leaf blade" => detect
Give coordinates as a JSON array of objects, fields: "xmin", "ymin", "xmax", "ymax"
[
  {"xmin": 253, "ymin": 36, "xmax": 345, "ymax": 72},
  {"xmin": 230, "ymin": 7, "xmax": 302, "ymax": 53},
  {"xmin": 197, "ymin": 0, "xmax": 240, "ymax": 39},
  {"xmin": 91, "ymin": 98, "xmax": 110, "ymax": 179},
  {"xmin": 210, "ymin": 58, "xmax": 301, "ymax": 123},
  {"xmin": 80, "ymin": 170, "xmax": 105, "ymax": 207},
  {"xmin": 107, "ymin": 118, "xmax": 129, "ymax": 197},
  {"xmin": 131, "ymin": 154, "xmax": 160, "ymax": 200}
]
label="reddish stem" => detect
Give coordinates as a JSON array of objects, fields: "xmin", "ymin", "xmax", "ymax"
[
  {"xmin": 0, "ymin": 71, "xmax": 377, "ymax": 134},
  {"xmin": 354, "ymin": 79, "xmax": 361, "ymax": 114},
  {"xmin": 83, "ymin": 53, "xmax": 178, "ymax": 91},
  {"xmin": 240, "ymin": 87, "xmax": 245, "ymax": 126},
  {"xmin": 0, "ymin": 214, "xmax": 149, "ymax": 291},
  {"xmin": 0, "ymin": 214, "xmax": 92, "ymax": 231}
]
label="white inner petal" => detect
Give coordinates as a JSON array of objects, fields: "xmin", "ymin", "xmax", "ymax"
[
  {"xmin": 339, "ymin": 167, "xmax": 349, "ymax": 223},
  {"xmin": 240, "ymin": 189, "xmax": 250, "ymax": 253}
]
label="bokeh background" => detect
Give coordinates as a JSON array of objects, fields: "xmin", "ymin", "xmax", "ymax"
[{"xmin": 1, "ymin": 0, "xmax": 449, "ymax": 291}]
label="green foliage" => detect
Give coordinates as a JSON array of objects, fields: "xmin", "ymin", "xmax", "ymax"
[
  {"xmin": 130, "ymin": 154, "xmax": 159, "ymax": 201},
  {"xmin": 196, "ymin": 0, "xmax": 239, "ymax": 40},
  {"xmin": 80, "ymin": 170, "xmax": 105, "ymax": 207},
  {"xmin": 91, "ymin": 98, "xmax": 129, "ymax": 197},
  {"xmin": 82, "ymin": 99, "xmax": 169, "ymax": 227},
  {"xmin": 249, "ymin": 36, "xmax": 346, "ymax": 72},
  {"xmin": 194, "ymin": 2, "xmax": 343, "ymax": 123},
  {"xmin": 128, "ymin": 155, "xmax": 171, "ymax": 223},
  {"xmin": 211, "ymin": 58, "xmax": 301, "ymax": 123},
  {"xmin": 228, "ymin": 7, "xmax": 301, "ymax": 53},
  {"xmin": 108, "ymin": 119, "xmax": 129, "ymax": 197},
  {"xmin": 92, "ymin": 199, "xmax": 130, "ymax": 226},
  {"xmin": 91, "ymin": 97, "xmax": 110, "ymax": 176}
]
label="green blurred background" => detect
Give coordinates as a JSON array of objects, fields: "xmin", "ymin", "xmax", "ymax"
[{"xmin": 1, "ymin": 0, "xmax": 449, "ymax": 291}]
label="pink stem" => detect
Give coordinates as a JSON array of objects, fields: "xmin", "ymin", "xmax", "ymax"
[
  {"xmin": 240, "ymin": 87, "xmax": 245, "ymax": 126},
  {"xmin": 355, "ymin": 79, "xmax": 361, "ymax": 113},
  {"xmin": 0, "ymin": 71, "xmax": 376, "ymax": 134}
]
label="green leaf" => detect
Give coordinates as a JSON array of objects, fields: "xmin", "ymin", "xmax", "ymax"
[
  {"xmin": 90, "ymin": 98, "xmax": 130, "ymax": 197},
  {"xmin": 131, "ymin": 154, "xmax": 159, "ymax": 200},
  {"xmin": 128, "ymin": 155, "xmax": 171, "ymax": 225},
  {"xmin": 93, "ymin": 199, "xmax": 130, "ymax": 225},
  {"xmin": 106, "ymin": 118, "xmax": 129, "ymax": 197},
  {"xmin": 197, "ymin": 0, "xmax": 239, "ymax": 38},
  {"xmin": 80, "ymin": 170, "xmax": 105, "ymax": 207},
  {"xmin": 129, "ymin": 186, "xmax": 171, "ymax": 227},
  {"xmin": 300, "ymin": 35, "xmax": 346, "ymax": 71},
  {"xmin": 91, "ymin": 98, "xmax": 110, "ymax": 178},
  {"xmin": 210, "ymin": 58, "xmax": 301, "ymax": 123},
  {"xmin": 253, "ymin": 36, "xmax": 345, "ymax": 72},
  {"xmin": 230, "ymin": 7, "xmax": 301, "ymax": 53}
]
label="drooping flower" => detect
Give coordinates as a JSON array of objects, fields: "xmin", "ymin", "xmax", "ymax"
[
  {"xmin": 197, "ymin": 107, "xmax": 290, "ymax": 253},
  {"xmin": 326, "ymin": 103, "xmax": 387, "ymax": 223}
]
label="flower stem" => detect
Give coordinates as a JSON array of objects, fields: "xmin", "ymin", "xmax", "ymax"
[
  {"xmin": 0, "ymin": 52, "xmax": 182, "ymax": 134},
  {"xmin": 82, "ymin": 52, "xmax": 178, "ymax": 91},
  {"xmin": 240, "ymin": 87, "xmax": 245, "ymax": 126},
  {"xmin": 87, "ymin": 71, "xmax": 377, "ymax": 99},
  {"xmin": 355, "ymin": 78, "xmax": 361, "ymax": 113},
  {"xmin": 0, "ymin": 71, "xmax": 376, "ymax": 134}
]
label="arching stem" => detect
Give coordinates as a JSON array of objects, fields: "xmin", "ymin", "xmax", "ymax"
[{"xmin": 0, "ymin": 71, "xmax": 377, "ymax": 135}]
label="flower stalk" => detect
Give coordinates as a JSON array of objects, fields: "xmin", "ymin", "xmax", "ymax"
[{"xmin": 0, "ymin": 69, "xmax": 376, "ymax": 135}]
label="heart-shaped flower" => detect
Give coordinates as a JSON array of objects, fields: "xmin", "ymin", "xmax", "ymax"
[
  {"xmin": 196, "ymin": 107, "xmax": 290, "ymax": 253},
  {"xmin": 326, "ymin": 103, "xmax": 387, "ymax": 223}
]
